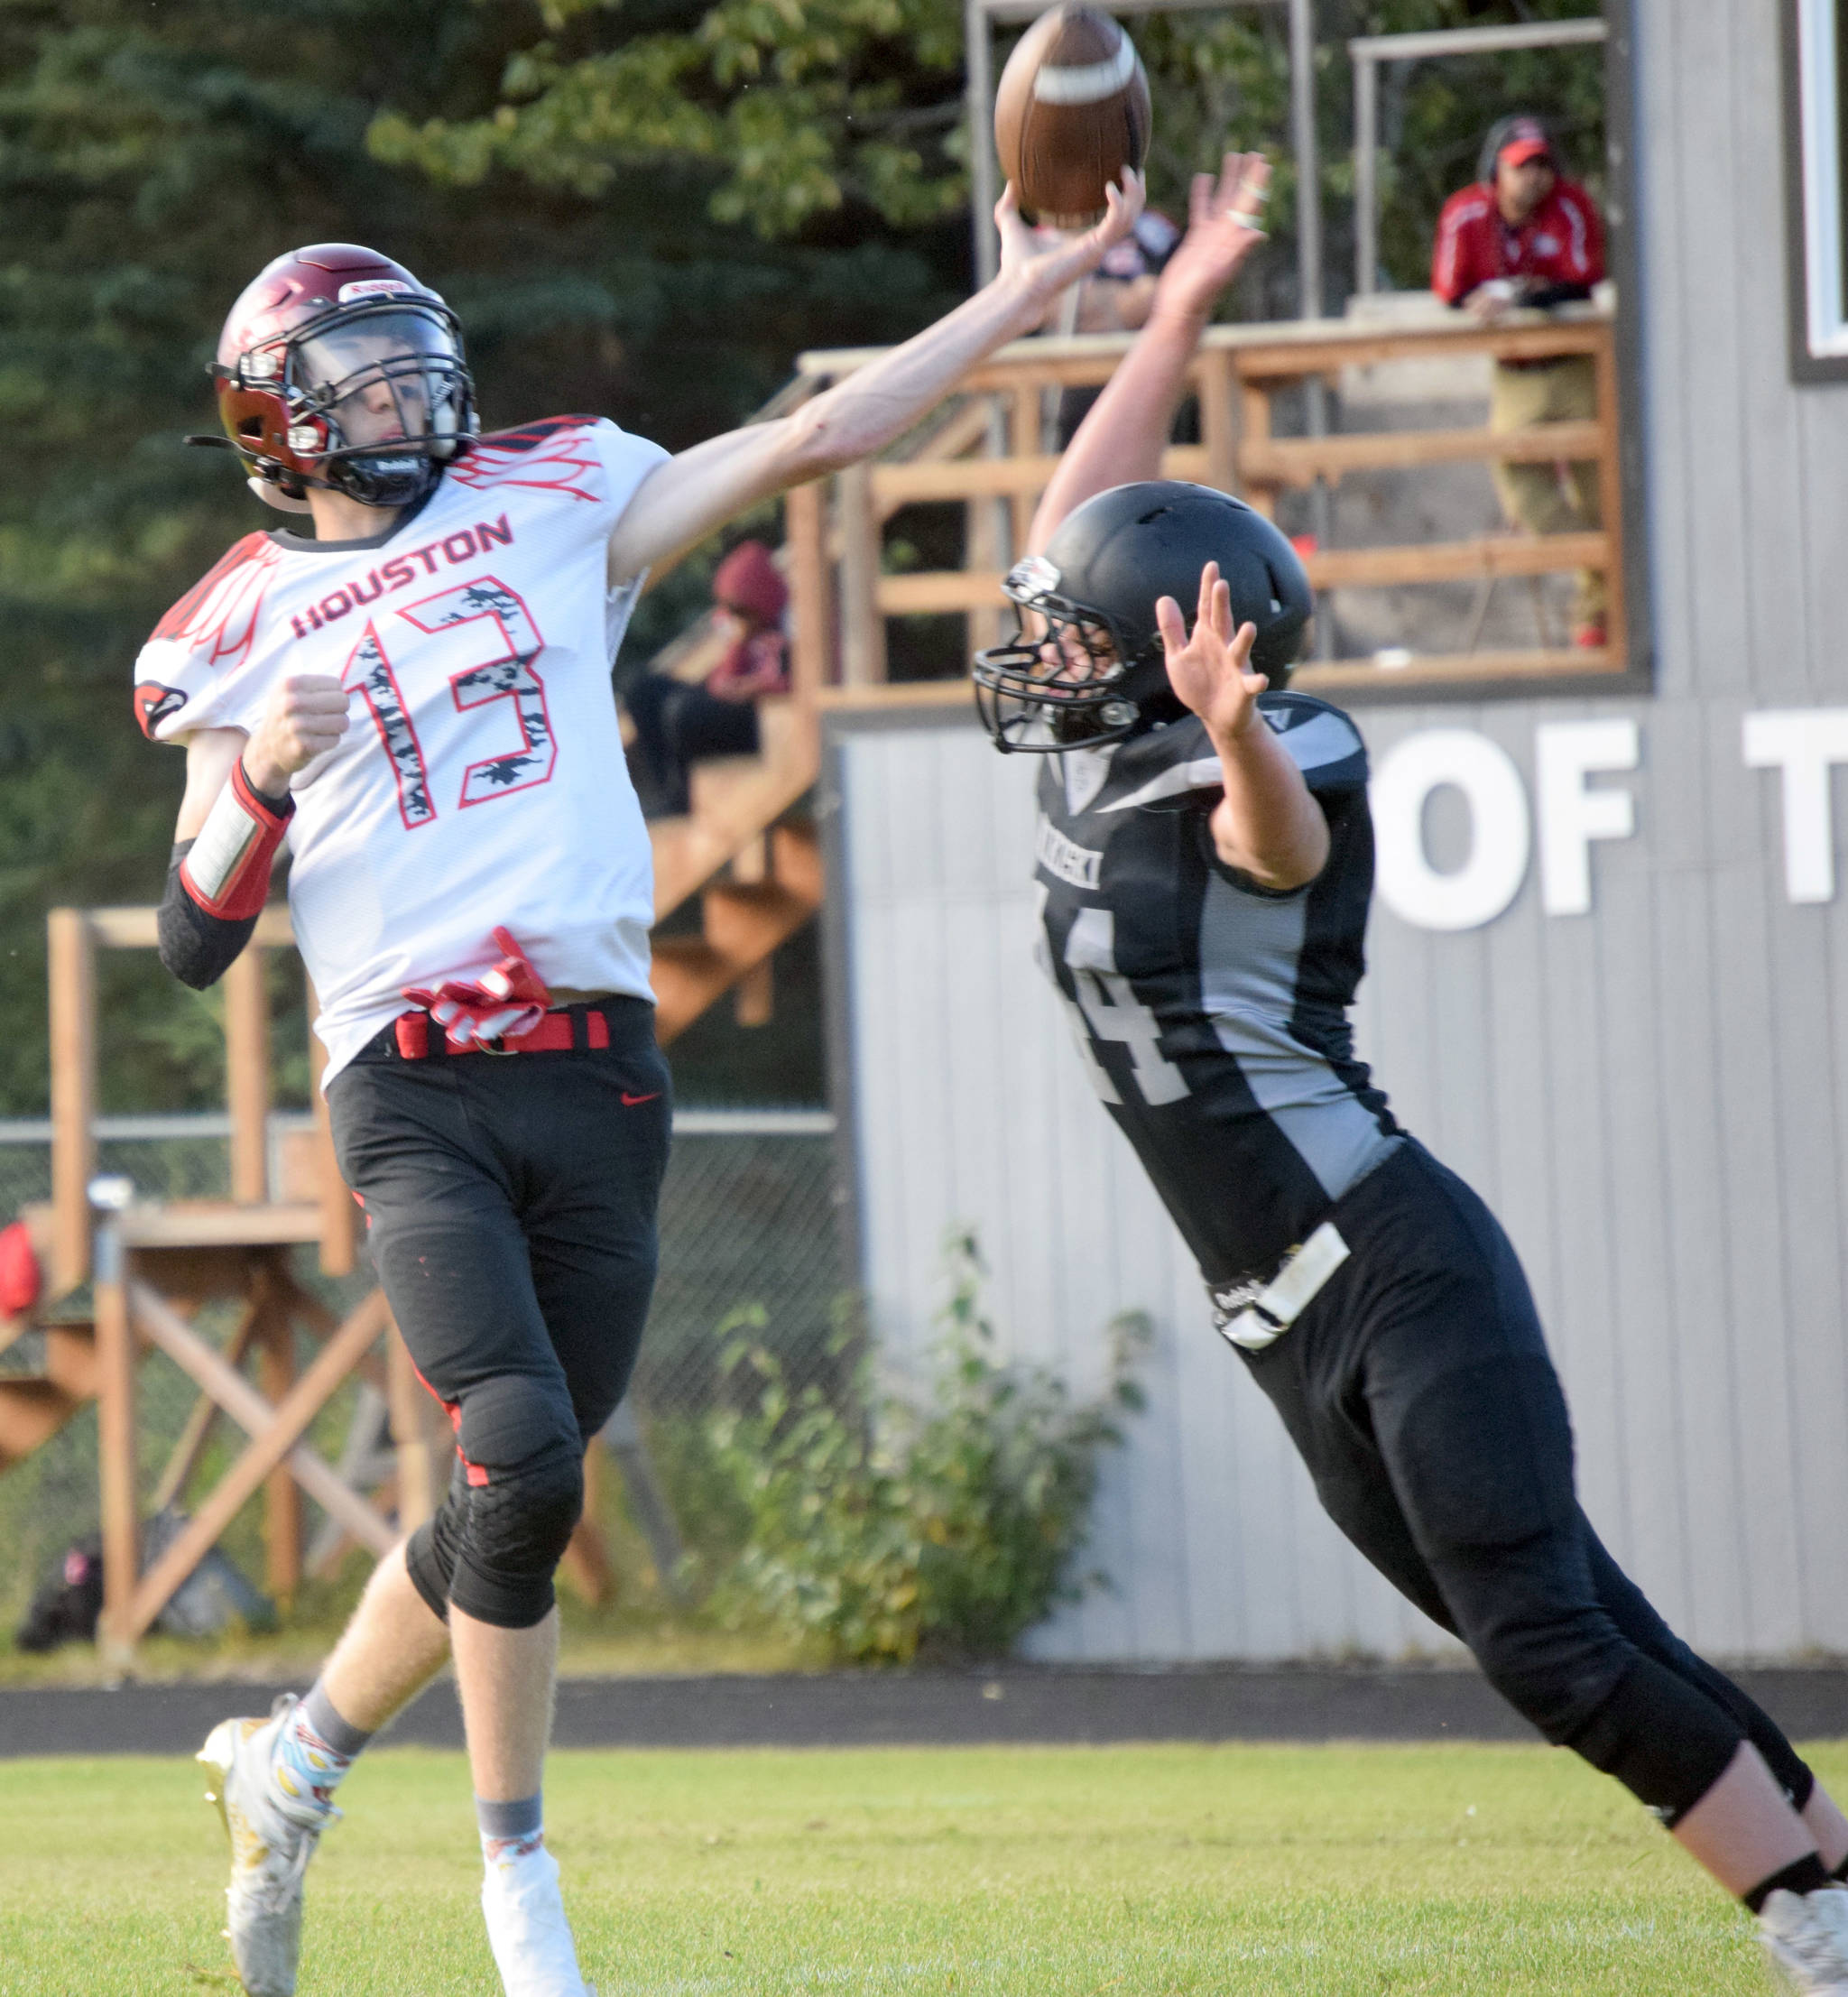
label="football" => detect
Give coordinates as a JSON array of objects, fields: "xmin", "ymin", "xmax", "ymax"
[{"xmin": 993, "ymin": 3, "xmax": 1151, "ymax": 227}]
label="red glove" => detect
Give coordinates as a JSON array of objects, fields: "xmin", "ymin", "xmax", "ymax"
[{"xmin": 402, "ymin": 928, "xmax": 553, "ymax": 1050}]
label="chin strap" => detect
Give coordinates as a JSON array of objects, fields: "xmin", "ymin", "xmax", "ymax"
[{"xmin": 248, "ymin": 476, "xmax": 313, "ymax": 515}]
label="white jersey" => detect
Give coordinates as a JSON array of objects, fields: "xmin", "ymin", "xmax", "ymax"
[{"xmin": 133, "ymin": 415, "xmax": 670, "ymax": 1083}]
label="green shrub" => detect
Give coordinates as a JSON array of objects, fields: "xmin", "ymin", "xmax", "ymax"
[{"xmin": 703, "ymin": 1234, "xmax": 1146, "ymax": 1665}]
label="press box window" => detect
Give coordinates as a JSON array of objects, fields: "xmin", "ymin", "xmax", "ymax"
[{"xmin": 1787, "ymin": 0, "xmax": 1848, "ymax": 376}]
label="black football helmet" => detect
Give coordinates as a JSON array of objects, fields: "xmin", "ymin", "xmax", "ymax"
[{"xmin": 972, "ymin": 481, "xmax": 1312, "ymax": 753}]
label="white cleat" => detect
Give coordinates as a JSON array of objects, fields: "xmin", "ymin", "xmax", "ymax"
[
  {"xmin": 482, "ymin": 1842, "xmax": 593, "ymax": 1997},
  {"xmin": 197, "ymin": 1697, "xmax": 337, "ymax": 1997},
  {"xmin": 1760, "ymin": 1886, "xmax": 1848, "ymax": 1995}
]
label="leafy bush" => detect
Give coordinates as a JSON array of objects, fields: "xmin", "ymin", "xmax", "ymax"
[{"xmin": 701, "ymin": 1234, "xmax": 1146, "ymax": 1664}]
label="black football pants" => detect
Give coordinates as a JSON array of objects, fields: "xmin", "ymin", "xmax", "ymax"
[
  {"xmin": 328, "ymin": 998, "xmax": 671, "ymax": 1629},
  {"xmin": 1240, "ymin": 1139, "xmax": 1812, "ymax": 1824}
]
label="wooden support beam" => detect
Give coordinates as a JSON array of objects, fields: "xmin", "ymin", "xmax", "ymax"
[
  {"xmin": 93, "ymin": 1229, "xmax": 136, "ymax": 1660},
  {"xmin": 1009, "ymin": 386, "xmax": 1039, "ymax": 559},
  {"xmin": 1239, "ymin": 421, "xmax": 1605, "ymax": 485},
  {"xmin": 47, "ymin": 911, "xmax": 96, "ymax": 1293},
  {"xmin": 877, "ymin": 572, "xmax": 1008, "ymax": 615},
  {"xmin": 1293, "ymin": 646, "xmax": 1620, "ymax": 692},
  {"xmin": 1594, "ymin": 330, "xmax": 1628, "ymax": 667},
  {"xmin": 258, "ymin": 1283, "xmax": 303, "ymax": 1603},
  {"xmin": 1197, "ymin": 348, "xmax": 1239, "ymax": 495},
  {"xmin": 303, "ymin": 978, "xmax": 356, "ymax": 1278},
  {"xmin": 223, "ymin": 947, "xmax": 270, "ymax": 1206},
  {"xmin": 836, "ymin": 462, "xmax": 886, "ymax": 687},
  {"xmin": 734, "ymin": 960, "xmax": 774, "ymax": 1028},
  {"xmin": 1227, "ymin": 321, "xmax": 1604, "ymax": 382},
  {"xmin": 85, "ymin": 905, "xmax": 294, "ymax": 950},
  {"xmin": 125, "ymin": 1282, "xmax": 395, "ymax": 1640},
  {"xmin": 784, "ymin": 480, "xmax": 831, "ymax": 701},
  {"xmin": 1303, "ymin": 531, "xmax": 1609, "ymax": 589},
  {"xmin": 386, "ymin": 1315, "xmax": 443, "ymax": 1534},
  {"xmin": 871, "ymin": 445, "xmax": 1210, "ymax": 504},
  {"xmin": 559, "ymin": 1447, "xmax": 615, "ymax": 1607},
  {"xmin": 149, "ymin": 1297, "xmax": 264, "ymax": 1514}
]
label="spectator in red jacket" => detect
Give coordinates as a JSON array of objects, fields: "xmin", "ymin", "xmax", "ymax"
[
  {"xmin": 625, "ymin": 541, "xmax": 790, "ymax": 818},
  {"xmin": 1432, "ymin": 116, "xmax": 1609, "ymax": 647}
]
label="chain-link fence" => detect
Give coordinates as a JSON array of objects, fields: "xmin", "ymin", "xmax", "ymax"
[
  {"xmin": 0, "ymin": 1106, "xmax": 851, "ymax": 1623},
  {"xmin": 0, "ymin": 1109, "xmax": 850, "ymax": 1424}
]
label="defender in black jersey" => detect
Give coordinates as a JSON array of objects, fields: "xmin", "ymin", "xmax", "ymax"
[{"xmin": 975, "ymin": 153, "xmax": 1848, "ymax": 1989}]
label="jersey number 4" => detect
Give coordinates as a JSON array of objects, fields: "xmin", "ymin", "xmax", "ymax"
[
  {"xmin": 339, "ymin": 577, "xmax": 553, "ymax": 829},
  {"xmin": 1056, "ymin": 904, "xmax": 1189, "ymax": 1107}
]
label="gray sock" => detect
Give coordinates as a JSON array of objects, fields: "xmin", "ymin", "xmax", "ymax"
[
  {"xmin": 302, "ymin": 1681, "xmax": 374, "ymax": 1760},
  {"xmin": 477, "ymin": 1793, "xmax": 544, "ymax": 1843}
]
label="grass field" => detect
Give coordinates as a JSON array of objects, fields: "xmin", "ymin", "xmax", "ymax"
[{"xmin": 2, "ymin": 1739, "xmax": 1830, "ymax": 1995}]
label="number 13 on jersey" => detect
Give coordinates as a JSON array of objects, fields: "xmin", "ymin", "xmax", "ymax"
[{"xmin": 340, "ymin": 576, "xmax": 554, "ymax": 829}]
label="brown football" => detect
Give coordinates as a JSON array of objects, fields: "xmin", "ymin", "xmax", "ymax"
[{"xmin": 993, "ymin": 4, "xmax": 1151, "ymax": 227}]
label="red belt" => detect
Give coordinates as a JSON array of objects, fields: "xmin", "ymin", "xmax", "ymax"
[{"xmin": 393, "ymin": 1007, "xmax": 610, "ymax": 1059}]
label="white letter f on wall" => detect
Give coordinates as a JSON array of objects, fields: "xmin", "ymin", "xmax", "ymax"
[{"xmin": 1536, "ymin": 720, "xmax": 1640, "ymax": 916}]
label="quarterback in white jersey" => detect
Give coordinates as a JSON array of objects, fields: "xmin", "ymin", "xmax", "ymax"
[
  {"xmin": 136, "ymin": 414, "xmax": 665, "ymax": 1080},
  {"xmin": 149, "ymin": 199, "xmax": 1142, "ymax": 1997}
]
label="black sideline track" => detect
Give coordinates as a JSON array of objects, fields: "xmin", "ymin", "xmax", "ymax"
[{"xmin": 2, "ymin": 1666, "xmax": 1846, "ymax": 1758}]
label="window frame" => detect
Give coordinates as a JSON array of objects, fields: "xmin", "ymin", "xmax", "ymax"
[{"xmin": 1783, "ymin": 0, "xmax": 1848, "ymax": 380}]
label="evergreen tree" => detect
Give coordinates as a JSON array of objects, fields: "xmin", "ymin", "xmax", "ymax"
[{"xmin": 0, "ymin": 0, "xmax": 961, "ymax": 1115}]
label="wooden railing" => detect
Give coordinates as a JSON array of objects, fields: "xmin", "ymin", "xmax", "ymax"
[
  {"xmin": 780, "ymin": 302, "xmax": 1625, "ymax": 701},
  {"xmin": 45, "ymin": 905, "xmax": 353, "ymax": 1294}
]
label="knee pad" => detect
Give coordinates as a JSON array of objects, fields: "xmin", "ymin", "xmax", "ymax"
[
  {"xmin": 447, "ymin": 1438, "xmax": 584, "ymax": 1629},
  {"xmin": 404, "ymin": 1456, "xmax": 472, "ymax": 1622},
  {"xmin": 405, "ymin": 1374, "xmax": 587, "ymax": 1630},
  {"xmin": 1566, "ymin": 1655, "xmax": 1745, "ymax": 1826},
  {"xmin": 449, "ymin": 1373, "xmax": 585, "ymax": 1629}
]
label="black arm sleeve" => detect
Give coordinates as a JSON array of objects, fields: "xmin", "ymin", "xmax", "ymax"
[{"xmin": 157, "ymin": 842, "xmax": 258, "ymax": 991}]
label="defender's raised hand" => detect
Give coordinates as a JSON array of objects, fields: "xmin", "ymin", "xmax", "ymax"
[
  {"xmin": 1153, "ymin": 153, "xmax": 1271, "ymax": 322},
  {"xmin": 1159, "ymin": 562, "xmax": 1266, "ymax": 745}
]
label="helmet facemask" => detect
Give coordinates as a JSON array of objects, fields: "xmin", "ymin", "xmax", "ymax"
[
  {"xmin": 973, "ymin": 559, "xmax": 1167, "ymax": 753},
  {"xmin": 222, "ymin": 299, "xmax": 476, "ymax": 511}
]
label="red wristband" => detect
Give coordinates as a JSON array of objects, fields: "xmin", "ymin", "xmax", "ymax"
[{"xmin": 179, "ymin": 760, "xmax": 294, "ymax": 920}]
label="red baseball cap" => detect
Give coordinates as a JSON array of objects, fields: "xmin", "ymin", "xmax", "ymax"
[{"xmin": 1498, "ymin": 119, "xmax": 1554, "ymax": 169}]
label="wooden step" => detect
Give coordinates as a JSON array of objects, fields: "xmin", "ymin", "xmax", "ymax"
[
  {"xmin": 0, "ymin": 1376, "xmax": 88, "ymax": 1469},
  {"xmin": 0, "ymin": 1321, "xmax": 97, "ymax": 1471},
  {"xmin": 649, "ymin": 699, "xmax": 819, "ymax": 920},
  {"xmin": 42, "ymin": 1323, "xmax": 97, "ymax": 1400},
  {"xmin": 652, "ymin": 826, "xmax": 825, "ymax": 1042}
]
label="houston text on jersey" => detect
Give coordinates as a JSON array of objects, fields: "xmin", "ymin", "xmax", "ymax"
[{"xmin": 289, "ymin": 514, "xmax": 515, "ymax": 642}]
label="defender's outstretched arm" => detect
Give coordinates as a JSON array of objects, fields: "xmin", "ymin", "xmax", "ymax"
[
  {"xmin": 606, "ymin": 177, "xmax": 1145, "ymax": 587},
  {"xmin": 1160, "ymin": 563, "xmax": 1328, "ymax": 892},
  {"xmin": 1029, "ymin": 153, "xmax": 1269, "ymax": 557}
]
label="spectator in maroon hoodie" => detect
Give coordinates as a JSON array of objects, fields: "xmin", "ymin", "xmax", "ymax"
[
  {"xmin": 1432, "ymin": 116, "xmax": 1609, "ymax": 648},
  {"xmin": 625, "ymin": 541, "xmax": 790, "ymax": 818}
]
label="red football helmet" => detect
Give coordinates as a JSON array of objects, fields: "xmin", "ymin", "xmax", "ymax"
[{"xmin": 212, "ymin": 244, "xmax": 477, "ymax": 512}]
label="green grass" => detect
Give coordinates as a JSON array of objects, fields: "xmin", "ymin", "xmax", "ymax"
[{"xmin": 3, "ymin": 1739, "xmax": 1832, "ymax": 1994}]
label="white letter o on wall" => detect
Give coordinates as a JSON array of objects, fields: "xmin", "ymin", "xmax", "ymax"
[{"xmin": 1372, "ymin": 730, "xmax": 1531, "ymax": 931}]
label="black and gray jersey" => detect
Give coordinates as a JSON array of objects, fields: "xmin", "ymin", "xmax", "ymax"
[{"xmin": 1032, "ymin": 690, "xmax": 1400, "ymax": 1287}]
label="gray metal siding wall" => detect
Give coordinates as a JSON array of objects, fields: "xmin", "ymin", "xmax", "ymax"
[
  {"xmin": 837, "ymin": 687, "xmax": 1848, "ymax": 1662},
  {"xmin": 834, "ymin": 0, "xmax": 1848, "ymax": 1661}
]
